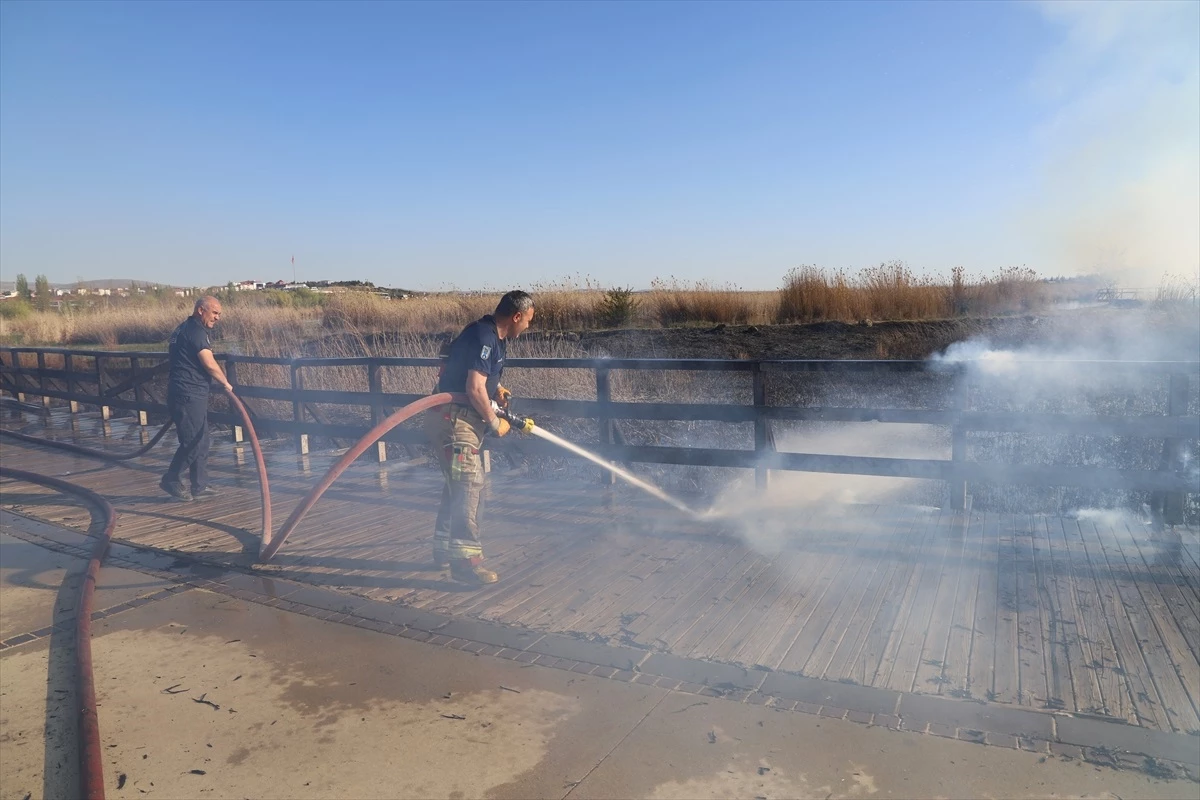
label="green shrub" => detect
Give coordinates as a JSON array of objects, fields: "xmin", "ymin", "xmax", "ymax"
[
  {"xmin": 595, "ymin": 286, "xmax": 640, "ymax": 328},
  {"xmin": 263, "ymin": 288, "xmax": 325, "ymax": 308},
  {"xmin": 0, "ymin": 299, "xmax": 32, "ymax": 320}
]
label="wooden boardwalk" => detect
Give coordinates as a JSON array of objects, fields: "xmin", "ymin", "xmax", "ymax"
[{"xmin": 3, "ymin": 409, "xmax": 1199, "ymax": 736}]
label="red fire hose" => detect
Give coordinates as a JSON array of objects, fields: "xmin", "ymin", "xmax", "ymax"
[
  {"xmin": 0, "ymin": 388, "xmax": 470, "ymax": 798},
  {"xmin": 0, "ymin": 389, "xmax": 463, "ymax": 561},
  {"xmin": 0, "ymin": 466, "xmax": 116, "ymax": 800},
  {"xmin": 258, "ymin": 391, "xmax": 459, "ymax": 560}
]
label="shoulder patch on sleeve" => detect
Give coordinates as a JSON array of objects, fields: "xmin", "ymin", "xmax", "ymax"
[{"xmin": 480, "ymin": 345, "xmax": 491, "ymax": 360}]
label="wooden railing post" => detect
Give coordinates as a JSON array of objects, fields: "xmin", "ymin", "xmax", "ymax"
[
  {"xmin": 226, "ymin": 358, "xmax": 243, "ymax": 443},
  {"xmin": 753, "ymin": 362, "xmax": 771, "ymax": 491},
  {"xmin": 95, "ymin": 355, "xmax": 110, "ymax": 421},
  {"xmin": 12, "ymin": 348, "xmax": 27, "ymax": 403},
  {"xmin": 130, "ymin": 356, "xmax": 149, "ymax": 426},
  {"xmin": 950, "ymin": 366, "xmax": 970, "ymax": 511},
  {"xmin": 596, "ymin": 367, "xmax": 614, "ymax": 486},
  {"xmin": 1161, "ymin": 372, "xmax": 1189, "ymax": 525},
  {"xmin": 367, "ymin": 361, "xmax": 387, "ymax": 462},
  {"xmin": 291, "ymin": 361, "xmax": 308, "ymax": 455},
  {"xmin": 36, "ymin": 351, "xmax": 50, "ymax": 409},
  {"xmin": 64, "ymin": 353, "xmax": 79, "ymax": 414}
]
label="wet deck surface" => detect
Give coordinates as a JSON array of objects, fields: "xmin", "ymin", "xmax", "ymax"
[{"xmin": 3, "ymin": 408, "xmax": 1199, "ymax": 738}]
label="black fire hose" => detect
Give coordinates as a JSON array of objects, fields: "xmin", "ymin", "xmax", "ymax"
[{"xmin": 0, "ymin": 418, "xmax": 175, "ymax": 460}]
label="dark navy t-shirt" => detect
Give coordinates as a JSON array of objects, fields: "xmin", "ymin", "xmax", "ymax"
[
  {"xmin": 168, "ymin": 317, "xmax": 213, "ymax": 394},
  {"xmin": 437, "ymin": 315, "xmax": 505, "ymax": 399}
]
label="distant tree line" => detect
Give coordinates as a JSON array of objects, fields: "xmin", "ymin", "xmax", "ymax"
[{"xmin": 11, "ymin": 273, "xmax": 52, "ymax": 311}]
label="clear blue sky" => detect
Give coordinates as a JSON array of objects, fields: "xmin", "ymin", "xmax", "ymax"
[{"xmin": 1, "ymin": 1, "xmax": 1196, "ymax": 290}]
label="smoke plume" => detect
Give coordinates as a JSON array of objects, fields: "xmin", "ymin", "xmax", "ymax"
[{"xmin": 1030, "ymin": 1, "xmax": 1200, "ymax": 288}]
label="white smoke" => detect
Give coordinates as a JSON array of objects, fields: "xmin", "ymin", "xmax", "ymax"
[
  {"xmin": 708, "ymin": 424, "xmax": 945, "ymax": 556},
  {"xmin": 1029, "ymin": 1, "xmax": 1200, "ymax": 287}
]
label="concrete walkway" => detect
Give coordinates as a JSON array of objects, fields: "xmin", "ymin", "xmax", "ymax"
[{"xmin": 1, "ymin": 514, "xmax": 1194, "ymax": 800}]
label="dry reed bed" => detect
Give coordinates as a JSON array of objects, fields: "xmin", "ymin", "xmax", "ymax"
[{"xmin": 0, "ymin": 265, "xmax": 1056, "ymax": 348}]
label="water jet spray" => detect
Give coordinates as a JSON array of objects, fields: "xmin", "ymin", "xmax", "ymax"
[{"xmin": 497, "ymin": 406, "xmax": 704, "ymax": 519}]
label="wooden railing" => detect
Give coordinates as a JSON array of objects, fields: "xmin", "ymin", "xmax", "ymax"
[{"xmin": 2, "ymin": 347, "xmax": 1196, "ymax": 521}]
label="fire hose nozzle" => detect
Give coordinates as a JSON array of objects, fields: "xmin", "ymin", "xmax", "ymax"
[{"xmin": 497, "ymin": 407, "xmax": 535, "ymax": 434}]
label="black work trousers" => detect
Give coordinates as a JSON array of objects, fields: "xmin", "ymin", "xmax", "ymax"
[{"xmin": 164, "ymin": 390, "xmax": 211, "ymax": 491}]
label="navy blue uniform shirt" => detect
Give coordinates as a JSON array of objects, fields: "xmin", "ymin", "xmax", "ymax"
[
  {"xmin": 437, "ymin": 315, "xmax": 505, "ymax": 400},
  {"xmin": 168, "ymin": 316, "xmax": 213, "ymax": 395}
]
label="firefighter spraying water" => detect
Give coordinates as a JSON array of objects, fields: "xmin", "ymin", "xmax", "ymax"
[{"xmin": 424, "ymin": 290, "xmax": 702, "ymax": 586}]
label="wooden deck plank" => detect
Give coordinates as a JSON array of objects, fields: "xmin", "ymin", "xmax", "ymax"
[
  {"xmin": 1013, "ymin": 513, "xmax": 1050, "ymax": 708},
  {"xmin": 653, "ymin": 548, "xmax": 765, "ymax": 652},
  {"xmin": 688, "ymin": 553, "xmax": 798, "ymax": 663},
  {"xmin": 763, "ymin": 517, "xmax": 881, "ymax": 675},
  {"xmin": 511, "ymin": 538, "xmax": 656, "ymax": 631},
  {"xmin": 863, "ymin": 507, "xmax": 941, "ymax": 687},
  {"xmin": 1077, "ymin": 516, "xmax": 1169, "ymax": 730},
  {"xmin": 1178, "ymin": 531, "xmax": 1200, "ymax": 594},
  {"xmin": 1040, "ymin": 515, "xmax": 1102, "ymax": 717},
  {"xmin": 1123, "ymin": 524, "xmax": 1200, "ymax": 664},
  {"xmin": 592, "ymin": 529, "xmax": 742, "ymax": 646},
  {"xmin": 723, "ymin": 542, "xmax": 832, "ymax": 670},
  {"xmin": 1057, "ymin": 515, "xmax": 1130, "ymax": 721},
  {"xmin": 1032, "ymin": 514, "xmax": 1080, "ymax": 713},
  {"xmin": 912, "ymin": 510, "xmax": 972, "ymax": 694},
  {"xmin": 722, "ymin": 508, "xmax": 883, "ymax": 672},
  {"xmin": 940, "ymin": 508, "xmax": 987, "ymax": 699},
  {"xmin": 1104, "ymin": 519, "xmax": 1200, "ymax": 732},
  {"xmin": 626, "ymin": 543, "xmax": 749, "ymax": 651},
  {"xmin": 672, "ymin": 553, "xmax": 778, "ymax": 659},
  {"xmin": 882, "ymin": 510, "xmax": 956, "ymax": 693},
  {"xmin": 830, "ymin": 506, "xmax": 929, "ymax": 687},
  {"xmin": 534, "ymin": 511, "xmax": 689, "ymax": 620},
  {"xmin": 799, "ymin": 507, "xmax": 913, "ymax": 681},
  {"xmin": 672, "ymin": 554, "xmax": 772, "ymax": 662},
  {"xmin": 470, "ymin": 536, "xmax": 608, "ymax": 622},
  {"xmin": 572, "ymin": 532, "xmax": 713, "ymax": 641},
  {"xmin": 989, "ymin": 513, "xmax": 1022, "ymax": 706}
]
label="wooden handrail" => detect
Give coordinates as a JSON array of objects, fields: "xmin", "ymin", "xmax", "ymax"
[{"xmin": 2, "ymin": 346, "xmax": 1196, "ymax": 519}]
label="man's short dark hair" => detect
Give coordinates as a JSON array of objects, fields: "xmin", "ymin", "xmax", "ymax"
[{"xmin": 495, "ymin": 290, "xmax": 534, "ymax": 318}]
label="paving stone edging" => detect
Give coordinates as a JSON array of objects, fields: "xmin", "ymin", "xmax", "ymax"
[{"xmin": 4, "ymin": 515, "xmax": 1197, "ymax": 780}]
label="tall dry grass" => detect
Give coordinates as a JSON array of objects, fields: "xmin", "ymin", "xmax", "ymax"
[
  {"xmin": 647, "ymin": 278, "xmax": 774, "ymax": 326},
  {"xmin": 1155, "ymin": 273, "xmax": 1200, "ymax": 307},
  {"xmin": 0, "ymin": 265, "xmax": 1058, "ymax": 350},
  {"xmin": 321, "ymin": 292, "xmax": 491, "ymax": 335},
  {"xmin": 776, "ymin": 262, "xmax": 1046, "ymax": 323}
]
